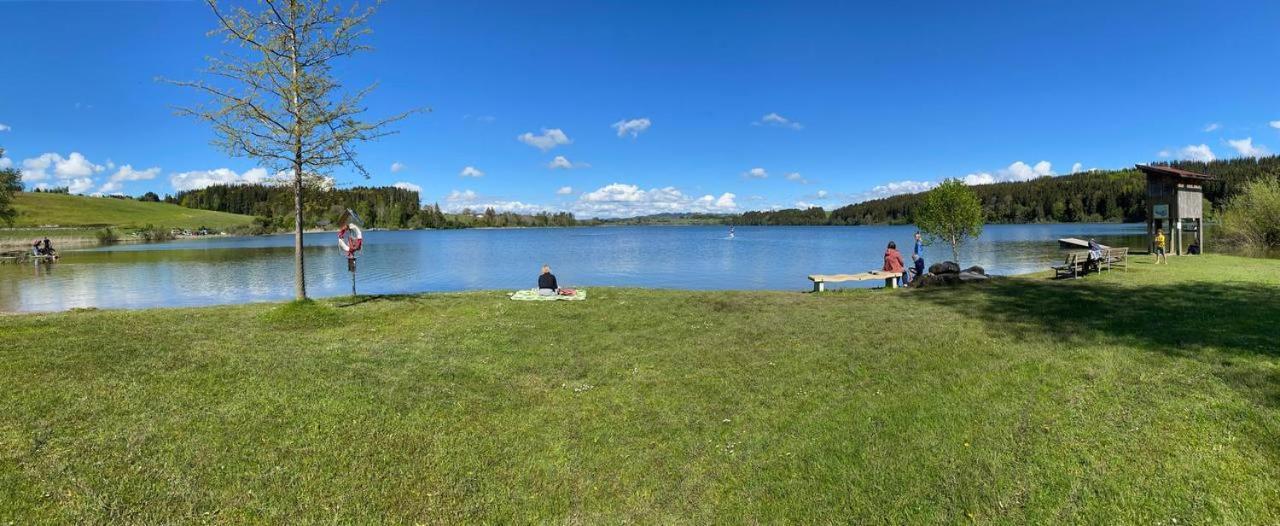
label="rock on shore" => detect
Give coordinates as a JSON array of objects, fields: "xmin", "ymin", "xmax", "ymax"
[{"xmin": 911, "ymin": 261, "xmax": 990, "ymax": 288}]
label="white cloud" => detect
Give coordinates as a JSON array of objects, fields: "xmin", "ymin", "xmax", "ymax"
[
  {"xmin": 1204, "ymin": 123, "xmax": 1221, "ymax": 132},
  {"xmin": 962, "ymin": 172, "xmax": 995, "ymax": 185},
  {"xmin": 1270, "ymin": 121, "xmax": 1280, "ymax": 129},
  {"xmin": 169, "ymin": 167, "xmax": 271, "ymax": 191},
  {"xmin": 0, "ymin": 157, "xmax": 11, "ymax": 170},
  {"xmin": 556, "ymin": 186, "xmax": 574, "ymax": 195},
  {"xmin": 572, "ymin": 183, "xmax": 737, "ymax": 218},
  {"xmin": 784, "ymin": 172, "xmax": 808, "ymax": 184},
  {"xmin": 459, "ymin": 166, "xmax": 485, "ymax": 178},
  {"xmin": 99, "ymin": 164, "xmax": 161, "ymax": 194},
  {"xmin": 516, "ymin": 128, "xmax": 571, "ymax": 151},
  {"xmin": 755, "ymin": 112, "xmax": 803, "ymax": 130},
  {"xmin": 1227, "ymin": 137, "xmax": 1268, "ymax": 158},
  {"xmin": 794, "ymin": 201, "xmax": 820, "ymax": 209},
  {"xmin": 66, "ymin": 178, "xmax": 95, "ymax": 194},
  {"xmin": 1071, "ymin": 162, "xmax": 1083, "ymax": 174},
  {"xmin": 390, "ymin": 162, "xmax": 405, "ymax": 173},
  {"xmin": 547, "ymin": 155, "xmax": 589, "ymax": 170},
  {"xmin": 441, "ymin": 189, "xmax": 549, "ymax": 214},
  {"xmin": 392, "ymin": 181, "xmax": 422, "ymax": 193},
  {"xmin": 18, "ymin": 152, "xmax": 107, "ymax": 192},
  {"xmin": 815, "ymin": 189, "xmax": 829, "ymax": 199},
  {"xmin": 0, "ymin": 123, "xmax": 10, "ymax": 132},
  {"xmin": 855, "ymin": 180, "xmax": 935, "ymax": 202},
  {"xmin": 611, "ymin": 118, "xmax": 651, "ymax": 138},
  {"xmin": 743, "ymin": 167, "xmax": 768, "ymax": 179},
  {"xmin": 446, "ymin": 189, "xmax": 478, "ymax": 203},
  {"xmin": 714, "ymin": 193, "xmax": 736, "ymax": 208},
  {"xmin": 1177, "ymin": 144, "xmax": 1215, "ymax": 162},
  {"xmin": 961, "ymin": 161, "xmax": 1053, "ymax": 186}
]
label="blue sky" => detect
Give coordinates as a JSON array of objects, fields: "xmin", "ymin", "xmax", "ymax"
[{"xmin": 1, "ymin": 0, "xmax": 1278, "ymax": 217}]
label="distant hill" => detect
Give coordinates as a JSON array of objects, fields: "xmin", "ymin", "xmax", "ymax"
[{"xmin": 11, "ymin": 192, "xmax": 255, "ymax": 230}]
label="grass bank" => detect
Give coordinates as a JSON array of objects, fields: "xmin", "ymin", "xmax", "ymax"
[
  {"xmin": 9, "ymin": 192, "xmax": 254, "ymax": 230},
  {"xmin": 2, "ymin": 255, "xmax": 1277, "ymax": 523}
]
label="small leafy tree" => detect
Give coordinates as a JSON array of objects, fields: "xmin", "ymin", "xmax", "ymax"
[
  {"xmin": 915, "ymin": 178, "xmax": 984, "ymax": 265},
  {"xmin": 1219, "ymin": 178, "xmax": 1280, "ymax": 251},
  {"xmin": 0, "ymin": 147, "xmax": 23, "ymax": 226},
  {"xmin": 170, "ymin": 0, "xmax": 417, "ymax": 300}
]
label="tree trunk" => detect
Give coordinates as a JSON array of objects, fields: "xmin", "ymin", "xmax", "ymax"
[
  {"xmin": 293, "ymin": 161, "xmax": 306, "ymax": 300},
  {"xmin": 290, "ymin": 8, "xmax": 306, "ymax": 301},
  {"xmin": 951, "ymin": 235, "xmax": 959, "ymax": 265}
]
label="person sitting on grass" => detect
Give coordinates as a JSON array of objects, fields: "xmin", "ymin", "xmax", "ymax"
[
  {"xmin": 883, "ymin": 241, "xmax": 905, "ymax": 287},
  {"xmin": 538, "ymin": 265, "xmax": 559, "ymax": 296}
]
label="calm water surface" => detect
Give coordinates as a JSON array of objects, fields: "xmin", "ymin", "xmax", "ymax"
[{"xmin": 0, "ymin": 223, "xmax": 1151, "ymax": 312}]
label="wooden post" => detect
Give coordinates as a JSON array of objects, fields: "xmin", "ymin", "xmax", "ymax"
[{"xmin": 1197, "ymin": 218, "xmax": 1204, "ymax": 254}]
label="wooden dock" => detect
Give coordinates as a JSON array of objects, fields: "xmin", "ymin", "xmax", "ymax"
[{"xmin": 1058, "ymin": 238, "xmax": 1108, "ymax": 249}]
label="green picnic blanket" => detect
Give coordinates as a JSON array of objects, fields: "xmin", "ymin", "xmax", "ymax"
[{"xmin": 509, "ymin": 288, "xmax": 587, "ymax": 301}]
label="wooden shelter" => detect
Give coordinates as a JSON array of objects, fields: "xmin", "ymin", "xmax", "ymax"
[{"xmin": 1136, "ymin": 164, "xmax": 1214, "ymax": 255}]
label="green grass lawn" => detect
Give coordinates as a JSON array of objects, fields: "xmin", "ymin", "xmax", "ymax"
[
  {"xmin": 9, "ymin": 192, "xmax": 254, "ymax": 230},
  {"xmin": 2, "ymin": 255, "xmax": 1278, "ymax": 523}
]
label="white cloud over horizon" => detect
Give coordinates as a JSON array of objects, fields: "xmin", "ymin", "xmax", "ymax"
[
  {"xmin": 961, "ymin": 160, "xmax": 1054, "ymax": 186},
  {"xmin": 517, "ymin": 128, "xmax": 572, "ymax": 151},
  {"xmin": 459, "ymin": 165, "xmax": 485, "ymax": 178},
  {"xmin": 442, "ymin": 188, "xmax": 548, "ymax": 215},
  {"xmin": 392, "ymin": 181, "xmax": 422, "ymax": 193},
  {"xmin": 611, "ymin": 118, "xmax": 651, "ymax": 138},
  {"xmin": 100, "ymin": 164, "xmax": 161, "ymax": 194},
  {"xmin": 170, "ymin": 167, "xmax": 272, "ymax": 191},
  {"xmin": 390, "ymin": 161, "xmax": 406, "ymax": 173},
  {"xmin": 18, "ymin": 152, "xmax": 107, "ymax": 194},
  {"xmin": 572, "ymin": 183, "xmax": 737, "ymax": 218},
  {"xmin": 1227, "ymin": 137, "xmax": 1268, "ymax": 158},
  {"xmin": 1177, "ymin": 144, "xmax": 1216, "ymax": 162}
]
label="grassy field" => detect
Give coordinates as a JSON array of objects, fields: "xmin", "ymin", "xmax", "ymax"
[
  {"xmin": 8, "ymin": 192, "xmax": 254, "ymax": 230},
  {"xmin": 1, "ymin": 254, "xmax": 1277, "ymax": 523}
]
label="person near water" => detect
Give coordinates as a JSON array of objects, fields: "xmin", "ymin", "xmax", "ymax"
[
  {"xmin": 910, "ymin": 253, "xmax": 925, "ymax": 285},
  {"xmin": 1154, "ymin": 228, "xmax": 1168, "ymax": 264},
  {"xmin": 1088, "ymin": 238, "xmax": 1104, "ymax": 273},
  {"xmin": 728, "ymin": 226, "xmax": 735, "ymax": 239},
  {"xmin": 883, "ymin": 241, "xmax": 906, "ymax": 287},
  {"xmin": 32, "ymin": 240, "xmax": 42, "ymax": 256},
  {"xmin": 538, "ymin": 264, "xmax": 559, "ymax": 295},
  {"xmin": 913, "ymin": 231, "xmax": 923, "ymax": 258},
  {"xmin": 40, "ymin": 238, "xmax": 55, "ymax": 258}
]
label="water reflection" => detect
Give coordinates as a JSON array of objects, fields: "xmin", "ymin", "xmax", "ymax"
[{"xmin": 0, "ymin": 224, "xmax": 1155, "ymax": 312}]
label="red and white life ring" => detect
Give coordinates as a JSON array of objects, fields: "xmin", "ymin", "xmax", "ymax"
[{"xmin": 337, "ymin": 223, "xmax": 363, "ymax": 257}]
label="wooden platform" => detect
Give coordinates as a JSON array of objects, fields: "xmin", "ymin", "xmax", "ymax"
[
  {"xmin": 808, "ymin": 271, "xmax": 903, "ymax": 292},
  {"xmin": 1058, "ymin": 238, "xmax": 1109, "ymax": 249}
]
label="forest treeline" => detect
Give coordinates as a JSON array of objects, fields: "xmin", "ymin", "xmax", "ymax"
[
  {"xmin": 173, "ymin": 155, "xmax": 1280, "ymax": 230},
  {"xmin": 173, "ymin": 184, "xmax": 576, "ymax": 231},
  {"xmin": 739, "ymin": 155, "xmax": 1280, "ymax": 226}
]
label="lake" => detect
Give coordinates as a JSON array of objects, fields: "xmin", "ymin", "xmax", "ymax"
[{"xmin": 0, "ymin": 223, "xmax": 1153, "ymax": 312}]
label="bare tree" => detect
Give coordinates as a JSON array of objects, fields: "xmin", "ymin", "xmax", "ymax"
[{"xmin": 170, "ymin": 0, "xmax": 416, "ymax": 300}]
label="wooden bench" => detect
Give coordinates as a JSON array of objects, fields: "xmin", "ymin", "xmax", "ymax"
[
  {"xmin": 1052, "ymin": 252, "xmax": 1089, "ymax": 279},
  {"xmin": 808, "ymin": 271, "xmax": 903, "ymax": 292},
  {"xmin": 1103, "ymin": 247, "xmax": 1129, "ymax": 272}
]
